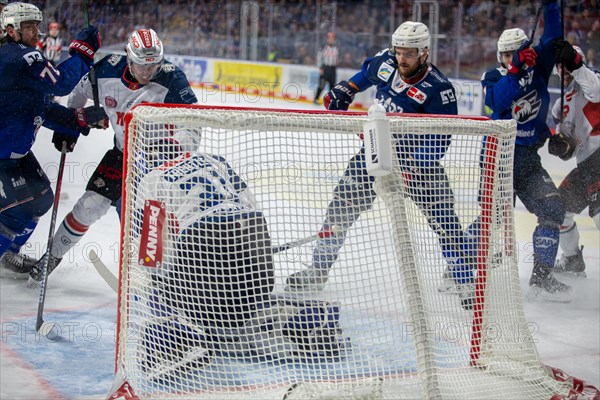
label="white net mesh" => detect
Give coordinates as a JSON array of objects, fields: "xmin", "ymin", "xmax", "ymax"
[{"xmin": 114, "ymin": 105, "xmax": 572, "ymax": 399}]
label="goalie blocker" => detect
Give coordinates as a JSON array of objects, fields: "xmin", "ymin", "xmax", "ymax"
[{"xmin": 139, "ymin": 208, "xmax": 349, "ymax": 378}]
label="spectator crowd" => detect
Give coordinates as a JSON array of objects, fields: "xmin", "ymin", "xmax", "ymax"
[{"xmin": 38, "ymin": 0, "xmax": 600, "ymax": 79}]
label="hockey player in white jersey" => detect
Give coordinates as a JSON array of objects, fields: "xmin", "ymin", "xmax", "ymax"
[
  {"xmin": 29, "ymin": 28, "xmax": 198, "ymax": 283},
  {"xmin": 548, "ymin": 40, "xmax": 600, "ymax": 277},
  {"xmin": 132, "ymin": 130, "xmax": 347, "ymax": 377}
]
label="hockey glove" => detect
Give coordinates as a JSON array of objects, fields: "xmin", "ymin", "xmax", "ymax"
[
  {"xmin": 548, "ymin": 132, "xmax": 576, "ymax": 161},
  {"xmin": 552, "ymin": 39, "xmax": 583, "ymax": 72},
  {"xmin": 75, "ymin": 106, "xmax": 109, "ymax": 130},
  {"xmin": 52, "ymin": 131, "xmax": 79, "ymax": 153},
  {"xmin": 69, "ymin": 25, "xmax": 101, "ymax": 63},
  {"xmin": 324, "ymin": 81, "xmax": 359, "ymax": 111},
  {"xmin": 507, "ymin": 40, "xmax": 537, "ymax": 74}
]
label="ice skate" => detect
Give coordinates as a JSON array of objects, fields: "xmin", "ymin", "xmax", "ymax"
[
  {"xmin": 0, "ymin": 251, "xmax": 36, "ymax": 279},
  {"xmin": 458, "ymin": 281, "xmax": 476, "ymax": 310},
  {"xmin": 27, "ymin": 253, "xmax": 62, "ymax": 286},
  {"xmin": 554, "ymin": 246, "xmax": 586, "ymax": 278},
  {"xmin": 527, "ymin": 263, "xmax": 572, "ymax": 303},
  {"xmin": 438, "ymin": 267, "xmax": 458, "ymax": 294},
  {"xmin": 285, "ymin": 267, "xmax": 330, "ymax": 292}
]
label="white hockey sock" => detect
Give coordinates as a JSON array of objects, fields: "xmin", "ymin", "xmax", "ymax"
[
  {"xmin": 51, "ymin": 212, "xmax": 89, "ymax": 258},
  {"xmin": 559, "ymin": 215, "xmax": 580, "ymax": 257}
]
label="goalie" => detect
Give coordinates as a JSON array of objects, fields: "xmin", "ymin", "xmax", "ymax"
[{"xmin": 133, "ymin": 130, "xmax": 348, "ymax": 379}]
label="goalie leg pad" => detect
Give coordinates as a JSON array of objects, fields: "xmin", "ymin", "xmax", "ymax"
[
  {"xmin": 236, "ymin": 296, "xmax": 350, "ymax": 362},
  {"xmin": 140, "ymin": 320, "xmax": 212, "ymax": 378}
]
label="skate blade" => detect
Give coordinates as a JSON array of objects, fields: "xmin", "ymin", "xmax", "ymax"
[
  {"xmin": 0, "ymin": 269, "xmax": 31, "ymax": 280},
  {"xmin": 525, "ymin": 286, "xmax": 572, "ymax": 303}
]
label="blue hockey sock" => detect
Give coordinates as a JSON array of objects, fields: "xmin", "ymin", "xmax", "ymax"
[
  {"xmin": 533, "ymin": 225, "xmax": 560, "ymax": 267},
  {"xmin": 8, "ymin": 219, "xmax": 38, "ymax": 253}
]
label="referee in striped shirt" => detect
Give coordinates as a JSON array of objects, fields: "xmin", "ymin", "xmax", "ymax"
[{"xmin": 314, "ymin": 32, "xmax": 339, "ymax": 104}]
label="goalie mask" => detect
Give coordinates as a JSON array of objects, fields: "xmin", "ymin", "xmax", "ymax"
[
  {"xmin": 126, "ymin": 28, "xmax": 164, "ymax": 84},
  {"xmin": 497, "ymin": 28, "xmax": 528, "ymax": 63},
  {"xmin": 0, "ymin": 2, "xmax": 43, "ymax": 35}
]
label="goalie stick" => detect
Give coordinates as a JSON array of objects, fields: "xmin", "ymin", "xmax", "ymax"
[
  {"xmin": 91, "ymin": 227, "xmax": 338, "ymax": 293},
  {"xmin": 89, "ymin": 249, "xmax": 119, "ymax": 292},
  {"xmin": 272, "ymin": 226, "xmax": 338, "ymax": 254}
]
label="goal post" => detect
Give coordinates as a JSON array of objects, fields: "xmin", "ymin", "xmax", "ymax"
[{"xmin": 109, "ymin": 104, "xmax": 597, "ymax": 399}]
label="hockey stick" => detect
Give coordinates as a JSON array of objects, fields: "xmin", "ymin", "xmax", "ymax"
[
  {"xmin": 81, "ymin": 0, "xmax": 100, "ymax": 107},
  {"xmin": 91, "ymin": 227, "xmax": 339, "ymax": 294},
  {"xmin": 35, "ymin": 143, "xmax": 67, "ymax": 338},
  {"xmin": 559, "ymin": 0, "xmax": 565, "ymax": 124},
  {"xmin": 272, "ymin": 226, "xmax": 338, "ymax": 254},
  {"xmin": 89, "ymin": 249, "xmax": 118, "ymax": 292},
  {"xmin": 0, "ymin": 196, "xmax": 34, "ymax": 213},
  {"xmin": 530, "ymin": 4, "xmax": 543, "ymax": 43}
]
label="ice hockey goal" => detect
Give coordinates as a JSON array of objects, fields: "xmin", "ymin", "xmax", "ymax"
[{"xmin": 108, "ymin": 104, "xmax": 596, "ymax": 399}]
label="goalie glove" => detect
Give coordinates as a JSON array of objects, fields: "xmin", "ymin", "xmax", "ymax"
[
  {"xmin": 507, "ymin": 40, "xmax": 537, "ymax": 75},
  {"xmin": 324, "ymin": 80, "xmax": 359, "ymax": 111},
  {"xmin": 548, "ymin": 132, "xmax": 576, "ymax": 161}
]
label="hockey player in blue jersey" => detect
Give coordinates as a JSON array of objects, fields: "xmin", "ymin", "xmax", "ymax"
[
  {"xmin": 286, "ymin": 21, "xmax": 476, "ymax": 310},
  {"xmin": 0, "ymin": 3, "xmax": 102, "ymax": 277},
  {"xmin": 28, "ymin": 28, "xmax": 198, "ymax": 284},
  {"xmin": 480, "ymin": 0, "xmax": 570, "ymax": 302}
]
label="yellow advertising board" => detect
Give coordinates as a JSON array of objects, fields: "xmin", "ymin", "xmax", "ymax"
[{"xmin": 214, "ymin": 62, "xmax": 282, "ymax": 92}]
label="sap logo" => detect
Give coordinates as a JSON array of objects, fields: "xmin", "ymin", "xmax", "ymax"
[
  {"xmin": 511, "ymin": 90, "xmax": 541, "ymax": 124},
  {"xmin": 534, "ymin": 236, "xmax": 557, "ymax": 249}
]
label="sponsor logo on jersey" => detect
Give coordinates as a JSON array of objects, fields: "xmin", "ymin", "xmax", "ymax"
[
  {"xmin": 108, "ymin": 54, "xmax": 122, "ymax": 66},
  {"xmin": 0, "ymin": 181, "xmax": 5, "ymax": 198},
  {"xmin": 11, "ymin": 176, "xmax": 26, "ymax": 189},
  {"xmin": 93, "ymin": 177, "xmax": 105, "ymax": 188},
  {"xmin": 23, "ymin": 51, "xmax": 42, "ymax": 65},
  {"xmin": 105, "ymin": 96, "xmax": 118, "ymax": 108},
  {"xmin": 162, "ymin": 64, "xmax": 175, "ymax": 73},
  {"xmin": 377, "ymin": 63, "xmax": 395, "ymax": 82},
  {"xmin": 511, "ymin": 90, "xmax": 541, "ymax": 124},
  {"xmin": 407, "ymin": 86, "xmax": 427, "ymax": 104},
  {"xmin": 139, "ymin": 199, "xmax": 165, "ymax": 268}
]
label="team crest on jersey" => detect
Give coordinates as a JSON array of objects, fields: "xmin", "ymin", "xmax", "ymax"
[
  {"xmin": 162, "ymin": 64, "xmax": 175, "ymax": 73},
  {"xmin": 511, "ymin": 90, "xmax": 541, "ymax": 124},
  {"xmin": 105, "ymin": 96, "xmax": 118, "ymax": 108},
  {"xmin": 377, "ymin": 63, "xmax": 395, "ymax": 82},
  {"xmin": 407, "ymin": 86, "xmax": 427, "ymax": 104}
]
